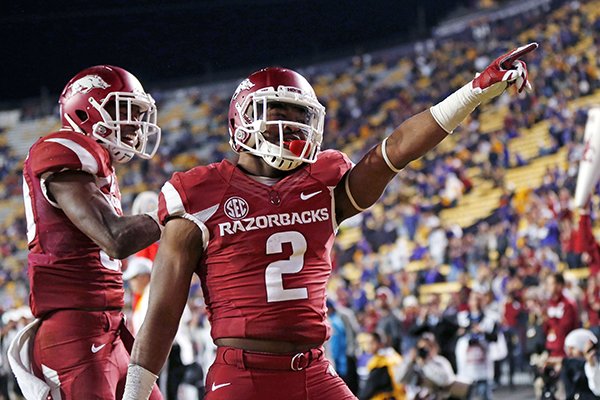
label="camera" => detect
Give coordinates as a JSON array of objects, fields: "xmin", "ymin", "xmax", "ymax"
[
  {"xmin": 468, "ymin": 333, "xmax": 483, "ymax": 346},
  {"xmin": 540, "ymin": 366, "xmax": 559, "ymax": 400},
  {"xmin": 417, "ymin": 347, "xmax": 429, "ymax": 359}
]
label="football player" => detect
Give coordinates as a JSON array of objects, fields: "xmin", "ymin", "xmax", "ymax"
[
  {"xmin": 124, "ymin": 43, "xmax": 538, "ymax": 400},
  {"xmin": 11, "ymin": 65, "xmax": 163, "ymax": 400}
]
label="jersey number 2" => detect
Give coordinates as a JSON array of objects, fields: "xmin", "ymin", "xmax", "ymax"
[{"xmin": 265, "ymin": 231, "xmax": 308, "ymax": 302}]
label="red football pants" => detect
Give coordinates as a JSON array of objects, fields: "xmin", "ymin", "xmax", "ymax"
[
  {"xmin": 32, "ymin": 309, "xmax": 162, "ymax": 400},
  {"xmin": 204, "ymin": 346, "xmax": 357, "ymax": 400}
]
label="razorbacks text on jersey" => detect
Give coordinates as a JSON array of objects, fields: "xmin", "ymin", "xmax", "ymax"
[
  {"xmin": 157, "ymin": 149, "xmax": 352, "ymax": 344},
  {"xmin": 23, "ymin": 131, "xmax": 124, "ymax": 317}
]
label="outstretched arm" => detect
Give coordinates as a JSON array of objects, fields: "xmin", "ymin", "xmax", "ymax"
[
  {"xmin": 334, "ymin": 43, "xmax": 538, "ymax": 223},
  {"xmin": 123, "ymin": 217, "xmax": 204, "ymax": 400},
  {"xmin": 48, "ymin": 170, "xmax": 161, "ymax": 259}
]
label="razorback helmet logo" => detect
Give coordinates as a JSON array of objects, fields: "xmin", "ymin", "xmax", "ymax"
[
  {"xmin": 232, "ymin": 78, "xmax": 255, "ymax": 100},
  {"xmin": 67, "ymin": 75, "xmax": 111, "ymax": 97}
]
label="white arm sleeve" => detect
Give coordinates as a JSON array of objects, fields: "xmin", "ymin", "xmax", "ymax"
[
  {"xmin": 423, "ymin": 355, "xmax": 456, "ymax": 387},
  {"xmin": 585, "ymin": 361, "xmax": 600, "ymax": 396}
]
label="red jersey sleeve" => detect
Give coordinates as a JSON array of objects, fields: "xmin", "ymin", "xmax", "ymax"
[
  {"xmin": 28, "ymin": 133, "xmax": 109, "ymax": 178},
  {"xmin": 158, "ymin": 171, "xmax": 191, "ymax": 224},
  {"xmin": 158, "ymin": 163, "xmax": 227, "ymax": 249},
  {"xmin": 310, "ymin": 149, "xmax": 353, "ymax": 186}
]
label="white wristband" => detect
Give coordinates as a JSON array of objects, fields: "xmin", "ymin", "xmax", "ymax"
[
  {"xmin": 122, "ymin": 364, "xmax": 158, "ymax": 400},
  {"xmin": 429, "ymin": 81, "xmax": 480, "ymax": 134}
]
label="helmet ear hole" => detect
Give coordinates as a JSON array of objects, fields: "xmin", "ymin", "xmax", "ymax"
[{"xmin": 75, "ymin": 109, "xmax": 89, "ymax": 123}]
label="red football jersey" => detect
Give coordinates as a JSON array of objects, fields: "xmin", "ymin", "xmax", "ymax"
[
  {"xmin": 23, "ymin": 131, "xmax": 125, "ymax": 317},
  {"xmin": 158, "ymin": 150, "xmax": 352, "ymax": 345}
]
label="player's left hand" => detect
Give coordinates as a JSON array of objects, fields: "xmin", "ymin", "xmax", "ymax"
[{"xmin": 472, "ymin": 42, "xmax": 538, "ymax": 101}]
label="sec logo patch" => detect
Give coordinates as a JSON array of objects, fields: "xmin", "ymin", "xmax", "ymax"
[{"xmin": 224, "ymin": 197, "xmax": 249, "ymax": 220}]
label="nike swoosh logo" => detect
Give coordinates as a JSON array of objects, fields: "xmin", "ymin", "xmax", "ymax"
[
  {"xmin": 91, "ymin": 343, "xmax": 106, "ymax": 353},
  {"xmin": 212, "ymin": 382, "xmax": 231, "ymax": 391},
  {"xmin": 300, "ymin": 190, "xmax": 322, "ymax": 200}
]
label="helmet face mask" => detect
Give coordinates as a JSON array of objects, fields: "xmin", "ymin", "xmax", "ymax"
[
  {"xmin": 89, "ymin": 91, "xmax": 160, "ymax": 163},
  {"xmin": 59, "ymin": 65, "xmax": 161, "ymax": 163},
  {"xmin": 229, "ymin": 68, "xmax": 325, "ymax": 171}
]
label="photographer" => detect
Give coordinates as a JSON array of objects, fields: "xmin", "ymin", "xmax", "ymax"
[
  {"xmin": 561, "ymin": 328, "xmax": 600, "ymax": 400},
  {"xmin": 585, "ymin": 331, "xmax": 600, "ymax": 396},
  {"xmin": 396, "ymin": 333, "xmax": 456, "ymax": 399},
  {"xmin": 455, "ymin": 292, "xmax": 498, "ymax": 400},
  {"xmin": 531, "ymin": 352, "xmax": 563, "ymax": 400}
]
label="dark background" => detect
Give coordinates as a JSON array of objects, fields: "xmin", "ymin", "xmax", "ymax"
[{"xmin": 1, "ymin": 0, "xmax": 475, "ymax": 104}]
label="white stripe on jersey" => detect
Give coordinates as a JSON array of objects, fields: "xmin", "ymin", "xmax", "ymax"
[
  {"xmin": 193, "ymin": 204, "xmax": 219, "ymax": 224},
  {"xmin": 163, "ymin": 181, "xmax": 185, "ymax": 216},
  {"xmin": 23, "ymin": 175, "xmax": 36, "ymax": 243},
  {"xmin": 162, "ymin": 181, "xmax": 217, "ymax": 250},
  {"xmin": 41, "ymin": 364, "xmax": 63, "ymax": 400},
  {"xmin": 45, "ymin": 138, "xmax": 99, "ymax": 175},
  {"xmin": 193, "ymin": 204, "xmax": 219, "ymax": 250}
]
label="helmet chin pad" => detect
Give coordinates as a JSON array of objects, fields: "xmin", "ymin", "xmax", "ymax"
[{"xmin": 107, "ymin": 144, "xmax": 134, "ymax": 163}]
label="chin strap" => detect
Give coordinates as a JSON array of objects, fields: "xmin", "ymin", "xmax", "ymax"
[{"xmin": 63, "ymin": 114, "xmax": 86, "ymax": 134}]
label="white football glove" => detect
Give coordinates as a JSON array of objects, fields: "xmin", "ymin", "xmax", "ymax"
[
  {"xmin": 430, "ymin": 42, "xmax": 538, "ymax": 133},
  {"xmin": 472, "ymin": 42, "xmax": 538, "ymax": 101}
]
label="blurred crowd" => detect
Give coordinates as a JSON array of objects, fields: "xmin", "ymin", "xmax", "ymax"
[{"xmin": 1, "ymin": 0, "xmax": 600, "ymax": 398}]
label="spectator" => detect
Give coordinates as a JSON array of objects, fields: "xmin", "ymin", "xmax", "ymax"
[
  {"xmin": 584, "ymin": 275, "xmax": 600, "ymax": 339},
  {"xmin": 124, "ymin": 257, "xmax": 153, "ymax": 335},
  {"xmin": 544, "ymin": 272, "xmax": 579, "ymax": 358},
  {"xmin": 359, "ymin": 331, "xmax": 406, "ymax": 400},
  {"xmin": 327, "ymin": 299, "xmax": 349, "ymax": 384},
  {"xmin": 335, "ymin": 296, "xmax": 362, "ymax": 395},
  {"xmin": 584, "ymin": 330, "xmax": 600, "ymax": 397},
  {"xmin": 399, "ymin": 295, "xmax": 421, "ymax": 356},
  {"xmin": 561, "ymin": 328, "xmax": 599, "ymax": 400},
  {"xmin": 396, "ymin": 332, "xmax": 457, "ymax": 400},
  {"xmin": 375, "ymin": 287, "xmax": 403, "ymax": 354},
  {"xmin": 455, "ymin": 291, "xmax": 498, "ymax": 400},
  {"xmin": 576, "ymin": 211, "xmax": 600, "ymax": 276},
  {"xmin": 501, "ymin": 284, "xmax": 528, "ymax": 386},
  {"xmin": 412, "ymin": 295, "xmax": 459, "ymax": 372}
]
